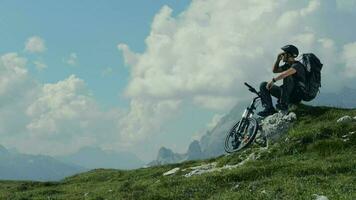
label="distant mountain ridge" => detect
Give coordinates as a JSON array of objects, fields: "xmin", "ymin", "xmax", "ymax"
[
  {"xmin": 147, "ymin": 101, "xmax": 254, "ymax": 166},
  {"xmin": 0, "ymin": 145, "xmax": 85, "ymax": 181},
  {"xmin": 0, "ymin": 145, "xmax": 145, "ymax": 181},
  {"xmin": 312, "ymin": 87, "xmax": 356, "ymax": 108},
  {"xmin": 56, "ymin": 146, "xmax": 144, "ymax": 170},
  {"xmin": 147, "ymin": 140, "xmax": 205, "ymax": 166}
]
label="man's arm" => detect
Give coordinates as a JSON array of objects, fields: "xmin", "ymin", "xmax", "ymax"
[
  {"xmin": 266, "ymin": 68, "xmax": 296, "ymax": 90},
  {"xmin": 274, "ymin": 67, "xmax": 296, "ymax": 81},
  {"xmin": 272, "ymin": 53, "xmax": 285, "ymax": 73}
]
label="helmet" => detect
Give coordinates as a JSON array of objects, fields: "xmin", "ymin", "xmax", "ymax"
[{"xmin": 281, "ymin": 45, "xmax": 299, "ymax": 58}]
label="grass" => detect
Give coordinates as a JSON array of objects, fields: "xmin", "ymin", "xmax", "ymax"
[{"xmin": 0, "ymin": 104, "xmax": 355, "ymax": 200}]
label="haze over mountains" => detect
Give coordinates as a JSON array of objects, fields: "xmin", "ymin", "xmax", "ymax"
[
  {"xmin": 56, "ymin": 146, "xmax": 144, "ymax": 170},
  {"xmin": 0, "ymin": 145, "xmax": 84, "ymax": 181},
  {"xmin": 0, "ymin": 145, "xmax": 143, "ymax": 181}
]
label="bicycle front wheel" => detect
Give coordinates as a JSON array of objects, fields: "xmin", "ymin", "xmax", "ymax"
[{"xmin": 224, "ymin": 117, "xmax": 259, "ymax": 153}]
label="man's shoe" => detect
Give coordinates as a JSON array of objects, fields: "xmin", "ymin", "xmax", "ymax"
[{"xmin": 257, "ymin": 108, "xmax": 276, "ymax": 117}]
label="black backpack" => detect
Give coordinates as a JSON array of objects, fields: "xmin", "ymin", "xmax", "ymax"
[{"xmin": 300, "ymin": 53, "xmax": 323, "ymax": 101}]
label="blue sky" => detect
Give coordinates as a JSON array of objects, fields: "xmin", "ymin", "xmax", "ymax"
[{"xmin": 0, "ymin": 0, "xmax": 190, "ymax": 109}]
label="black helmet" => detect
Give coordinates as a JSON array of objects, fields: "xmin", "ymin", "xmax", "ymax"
[{"xmin": 281, "ymin": 44, "xmax": 299, "ymax": 57}]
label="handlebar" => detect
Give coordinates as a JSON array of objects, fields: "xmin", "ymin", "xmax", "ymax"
[{"xmin": 244, "ymin": 82, "xmax": 260, "ymax": 96}]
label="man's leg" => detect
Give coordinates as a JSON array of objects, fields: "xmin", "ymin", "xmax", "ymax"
[
  {"xmin": 280, "ymin": 76, "xmax": 296, "ymax": 105},
  {"xmin": 259, "ymin": 82, "xmax": 282, "ymax": 109},
  {"xmin": 259, "ymin": 82, "xmax": 273, "ymax": 109},
  {"xmin": 258, "ymin": 82, "xmax": 281, "ymax": 117},
  {"xmin": 276, "ymin": 76, "xmax": 296, "ymax": 111}
]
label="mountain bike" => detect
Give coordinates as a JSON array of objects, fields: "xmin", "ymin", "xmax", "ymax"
[{"xmin": 224, "ymin": 82, "xmax": 263, "ymax": 153}]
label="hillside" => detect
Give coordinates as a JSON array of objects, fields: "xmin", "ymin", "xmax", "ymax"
[{"xmin": 0, "ymin": 104, "xmax": 355, "ymax": 200}]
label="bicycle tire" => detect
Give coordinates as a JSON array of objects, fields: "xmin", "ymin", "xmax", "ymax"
[{"xmin": 224, "ymin": 117, "xmax": 259, "ymax": 153}]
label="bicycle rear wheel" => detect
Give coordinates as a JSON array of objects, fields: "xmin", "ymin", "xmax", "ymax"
[{"xmin": 224, "ymin": 117, "xmax": 258, "ymax": 153}]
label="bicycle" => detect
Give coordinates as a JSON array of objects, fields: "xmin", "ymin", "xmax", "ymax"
[{"xmin": 224, "ymin": 82, "xmax": 264, "ymax": 153}]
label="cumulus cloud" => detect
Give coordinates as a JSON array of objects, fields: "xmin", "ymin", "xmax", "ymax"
[
  {"xmin": 23, "ymin": 74, "xmax": 126, "ymax": 155},
  {"xmin": 24, "ymin": 36, "xmax": 46, "ymax": 53},
  {"xmin": 119, "ymin": 0, "xmax": 329, "ymax": 110},
  {"xmin": 341, "ymin": 42, "xmax": 356, "ymax": 77},
  {"xmin": 117, "ymin": 99, "xmax": 181, "ymax": 146},
  {"xmin": 116, "ymin": 0, "xmax": 356, "ymax": 151},
  {"xmin": 0, "ymin": 53, "xmax": 38, "ymax": 137},
  {"xmin": 206, "ymin": 114, "xmax": 224, "ymax": 131},
  {"xmin": 0, "ymin": 53, "xmax": 124, "ymax": 155},
  {"xmin": 26, "ymin": 75, "xmax": 95, "ymax": 137},
  {"xmin": 117, "ymin": 44, "xmax": 140, "ymax": 66}
]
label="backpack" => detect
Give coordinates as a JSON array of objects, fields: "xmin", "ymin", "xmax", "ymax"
[{"xmin": 300, "ymin": 53, "xmax": 323, "ymax": 101}]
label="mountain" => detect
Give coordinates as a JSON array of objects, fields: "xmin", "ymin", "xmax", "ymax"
[
  {"xmin": 147, "ymin": 140, "xmax": 205, "ymax": 166},
  {"xmin": 1, "ymin": 105, "xmax": 354, "ymax": 199},
  {"xmin": 186, "ymin": 140, "xmax": 203, "ymax": 160},
  {"xmin": 56, "ymin": 146, "xmax": 144, "ymax": 170},
  {"xmin": 0, "ymin": 145, "xmax": 8, "ymax": 155},
  {"xmin": 311, "ymin": 87, "xmax": 356, "ymax": 108},
  {"xmin": 148, "ymin": 103, "xmax": 244, "ymax": 166},
  {"xmin": 0, "ymin": 146, "xmax": 85, "ymax": 181}
]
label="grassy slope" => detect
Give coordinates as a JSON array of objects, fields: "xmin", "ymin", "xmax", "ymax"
[{"xmin": 0, "ymin": 105, "xmax": 355, "ymax": 200}]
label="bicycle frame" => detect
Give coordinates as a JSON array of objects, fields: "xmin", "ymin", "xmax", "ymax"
[{"xmin": 236, "ymin": 96, "xmax": 260, "ymax": 136}]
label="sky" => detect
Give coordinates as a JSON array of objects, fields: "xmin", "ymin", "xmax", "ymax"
[{"xmin": 1, "ymin": 0, "xmax": 356, "ymax": 162}]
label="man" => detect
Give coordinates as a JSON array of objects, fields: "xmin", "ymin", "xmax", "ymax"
[{"xmin": 257, "ymin": 45, "xmax": 306, "ymax": 117}]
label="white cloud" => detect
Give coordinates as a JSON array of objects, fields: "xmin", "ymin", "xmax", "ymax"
[
  {"xmin": 117, "ymin": 44, "xmax": 140, "ymax": 67},
  {"xmin": 0, "ymin": 53, "xmax": 37, "ymax": 137},
  {"xmin": 117, "ymin": 99, "xmax": 181, "ymax": 146},
  {"xmin": 193, "ymin": 95, "xmax": 237, "ymax": 111},
  {"xmin": 65, "ymin": 53, "xmax": 78, "ymax": 66},
  {"xmin": 341, "ymin": 42, "xmax": 356, "ymax": 77},
  {"xmin": 336, "ymin": 0, "xmax": 356, "ymax": 12},
  {"xmin": 277, "ymin": 0, "xmax": 320, "ymax": 28},
  {"xmin": 0, "ymin": 53, "xmax": 125, "ymax": 155},
  {"xmin": 206, "ymin": 114, "xmax": 223, "ymax": 131},
  {"xmin": 0, "ymin": 53, "xmax": 28, "ymax": 96},
  {"xmin": 24, "ymin": 36, "xmax": 46, "ymax": 53},
  {"xmin": 26, "ymin": 75, "xmax": 95, "ymax": 137},
  {"xmin": 21, "ymin": 74, "xmax": 124, "ymax": 155}
]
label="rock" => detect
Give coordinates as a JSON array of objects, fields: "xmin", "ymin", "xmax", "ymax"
[
  {"xmin": 283, "ymin": 112, "xmax": 297, "ymax": 121},
  {"xmin": 163, "ymin": 167, "xmax": 180, "ymax": 176},
  {"xmin": 353, "ymin": 116, "xmax": 356, "ymax": 121},
  {"xmin": 183, "ymin": 148, "xmax": 266, "ymax": 178},
  {"xmin": 259, "ymin": 112, "xmax": 296, "ymax": 142},
  {"xmin": 155, "ymin": 147, "xmax": 185, "ymax": 165},
  {"xmin": 337, "ymin": 115, "xmax": 352, "ymax": 123},
  {"xmin": 313, "ymin": 194, "xmax": 329, "ymax": 200},
  {"xmin": 184, "ymin": 162, "xmax": 217, "ymax": 177},
  {"xmin": 186, "ymin": 140, "xmax": 203, "ymax": 160},
  {"xmin": 230, "ymin": 183, "xmax": 240, "ymax": 191}
]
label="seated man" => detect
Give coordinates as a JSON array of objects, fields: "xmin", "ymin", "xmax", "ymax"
[{"xmin": 258, "ymin": 45, "xmax": 306, "ymax": 117}]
